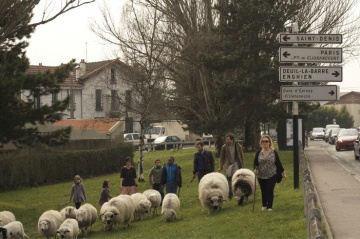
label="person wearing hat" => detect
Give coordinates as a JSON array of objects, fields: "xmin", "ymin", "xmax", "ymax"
[{"xmin": 120, "ymin": 157, "xmax": 138, "ymax": 195}]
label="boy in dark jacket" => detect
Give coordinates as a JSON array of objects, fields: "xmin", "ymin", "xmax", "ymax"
[
  {"xmin": 160, "ymin": 156, "xmax": 182, "ymax": 195},
  {"xmin": 193, "ymin": 141, "xmax": 215, "ymax": 182}
]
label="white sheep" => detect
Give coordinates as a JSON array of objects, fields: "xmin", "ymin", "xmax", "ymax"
[
  {"xmin": 130, "ymin": 193, "xmax": 152, "ymax": 221},
  {"xmin": 198, "ymin": 172, "xmax": 229, "ymax": 214},
  {"xmin": 56, "ymin": 218, "xmax": 79, "ymax": 239},
  {"xmin": 0, "ymin": 221, "xmax": 29, "ymax": 239},
  {"xmin": 60, "ymin": 206, "xmax": 77, "ymax": 220},
  {"xmin": 161, "ymin": 193, "xmax": 180, "ymax": 222},
  {"xmin": 231, "ymin": 168, "xmax": 256, "ymax": 205},
  {"xmin": 99, "ymin": 196, "xmax": 135, "ymax": 231},
  {"xmin": 0, "ymin": 211, "xmax": 16, "ymax": 227},
  {"xmin": 143, "ymin": 189, "xmax": 162, "ymax": 217},
  {"xmin": 75, "ymin": 203, "xmax": 97, "ymax": 236},
  {"xmin": 38, "ymin": 209, "xmax": 64, "ymax": 238}
]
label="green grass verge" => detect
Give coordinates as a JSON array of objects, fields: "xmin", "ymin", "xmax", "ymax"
[{"xmin": 0, "ymin": 148, "xmax": 306, "ymax": 239}]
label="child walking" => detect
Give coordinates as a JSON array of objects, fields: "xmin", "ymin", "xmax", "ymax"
[
  {"xmin": 148, "ymin": 159, "xmax": 164, "ymax": 200},
  {"xmin": 69, "ymin": 175, "xmax": 87, "ymax": 209},
  {"xmin": 99, "ymin": 180, "xmax": 112, "ymax": 206}
]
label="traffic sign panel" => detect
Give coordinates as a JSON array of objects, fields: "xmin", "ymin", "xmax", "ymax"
[
  {"xmin": 280, "ymin": 85, "xmax": 339, "ymax": 101},
  {"xmin": 279, "ymin": 47, "xmax": 342, "ymax": 63},
  {"xmin": 279, "ymin": 66, "xmax": 342, "ymax": 82},
  {"xmin": 279, "ymin": 34, "xmax": 342, "ymax": 44}
]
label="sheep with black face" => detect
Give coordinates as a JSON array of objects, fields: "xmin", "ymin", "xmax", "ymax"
[
  {"xmin": 231, "ymin": 168, "xmax": 255, "ymax": 205},
  {"xmin": 198, "ymin": 172, "xmax": 229, "ymax": 214}
]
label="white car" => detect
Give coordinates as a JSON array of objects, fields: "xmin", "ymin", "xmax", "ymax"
[
  {"xmin": 124, "ymin": 133, "xmax": 147, "ymax": 149},
  {"xmin": 310, "ymin": 127, "xmax": 325, "ymax": 140}
]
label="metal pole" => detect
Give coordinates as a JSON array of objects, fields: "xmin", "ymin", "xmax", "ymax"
[{"xmin": 292, "ymin": 22, "xmax": 299, "ymax": 189}]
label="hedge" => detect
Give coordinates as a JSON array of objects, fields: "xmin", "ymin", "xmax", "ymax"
[{"xmin": 0, "ymin": 143, "xmax": 134, "ymax": 191}]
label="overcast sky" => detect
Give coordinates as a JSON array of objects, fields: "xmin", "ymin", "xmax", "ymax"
[{"xmin": 26, "ymin": 0, "xmax": 360, "ymax": 92}]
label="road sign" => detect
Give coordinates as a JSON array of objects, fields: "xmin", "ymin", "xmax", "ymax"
[
  {"xmin": 279, "ymin": 34, "xmax": 342, "ymax": 44},
  {"xmin": 279, "ymin": 47, "xmax": 342, "ymax": 63},
  {"xmin": 280, "ymin": 85, "xmax": 339, "ymax": 101},
  {"xmin": 279, "ymin": 66, "xmax": 342, "ymax": 82}
]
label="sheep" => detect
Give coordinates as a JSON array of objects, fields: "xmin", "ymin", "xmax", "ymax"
[
  {"xmin": 0, "ymin": 221, "xmax": 29, "ymax": 239},
  {"xmin": 198, "ymin": 172, "xmax": 229, "ymax": 214},
  {"xmin": 99, "ymin": 196, "xmax": 135, "ymax": 231},
  {"xmin": 143, "ymin": 189, "xmax": 162, "ymax": 217},
  {"xmin": 75, "ymin": 203, "xmax": 97, "ymax": 236},
  {"xmin": 161, "ymin": 193, "xmax": 180, "ymax": 222},
  {"xmin": 60, "ymin": 206, "xmax": 77, "ymax": 220},
  {"xmin": 56, "ymin": 218, "xmax": 79, "ymax": 239},
  {"xmin": 130, "ymin": 193, "xmax": 152, "ymax": 221},
  {"xmin": 38, "ymin": 209, "xmax": 64, "ymax": 239},
  {"xmin": 0, "ymin": 211, "xmax": 16, "ymax": 227},
  {"xmin": 231, "ymin": 168, "xmax": 256, "ymax": 205}
]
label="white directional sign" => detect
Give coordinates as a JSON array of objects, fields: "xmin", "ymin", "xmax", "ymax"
[
  {"xmin": 279, "ymin": 34, "xmax": 342, "ymax": 44},
  {"xmin": 280, "ymin": 85, "xmax": 339, "ymax": 101},
  {"xmin": 279, "ymin": 66, "xmax": 342, "ymax": 82},
  {"xmin": 279, "ymin": 47, "xmax": 342, "ymax": 63}
]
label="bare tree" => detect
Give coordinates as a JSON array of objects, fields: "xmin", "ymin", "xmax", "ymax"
[
  {"xmin": 0, "ymin": 0, "xmax": 96, "ymax": 45},
  {"xmin": 90, "ymin": 0, "xmax": 171, "ymax": 181}
]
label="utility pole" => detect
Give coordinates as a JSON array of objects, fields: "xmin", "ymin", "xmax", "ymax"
[{"xmin": 292, "ymin": 22, "xmax": 299, "ymax": 189}]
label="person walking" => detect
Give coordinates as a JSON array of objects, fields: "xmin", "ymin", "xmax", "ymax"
[
  {"xmin": 218, "ymin": 133, "xmax": 245, "ymax": 202},
  {"xmin": 253, "ymin": 134, "xmax": 286, "ymax": 211},
  {"xmin": 160, "ymin": 156, "xmax": 182, "ymax": 195},
  {"xmin": 99, "ymin": 180, "xmax": 112, "ymax": 206},
  {"xmin": 193, "ymin": 141, "xmax": 215, "ymax": 182},
  {"xmin": 120, "ymin": 157, "xmax": 138, "ymax": 195},
  {"xmin": 148, "ymin": 159, "xmax": 164, "ymax": 200},
  {"xmin": 69, "ymin": 175, "xmax": 87, "ymax": 209}
]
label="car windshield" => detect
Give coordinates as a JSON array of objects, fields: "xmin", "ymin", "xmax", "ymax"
[
  {"xmin": 313, "ymin": 128, "xmax": 323, "ymax": 132},
  {"xmin": 338, "ymin": 129, "xmax": 358, "ymax": 137},
  {"xmin": 331, "ymin": 128, "xmax": 340, "ymax": 134},
  {"xmin": 145, "ymin": 126, "xmax": 161, "ymax": 135}
]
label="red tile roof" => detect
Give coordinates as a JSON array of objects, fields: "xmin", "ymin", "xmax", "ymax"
[
  {"xmin": 53, "ymin": 119, "xmax": 121, "ymax": 133},
  {"xmin": 26, "ymin": 64, "xmax": 82, "ymax": 88},
  {"xmin": 324, "ymin": 91, "xmax": 360, "ymax": 105},
  {"xmin": 79, "ymin": 59, "xmax": 133, "ymax": 80}
]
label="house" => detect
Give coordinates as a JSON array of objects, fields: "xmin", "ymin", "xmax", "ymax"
[
  {"xmin": 323, "ymin": 91, "xmax": 360, "ymax": 127},
  {"xmin": 24, "ymin": 59, "xmax": 141, "ymax": 132}
]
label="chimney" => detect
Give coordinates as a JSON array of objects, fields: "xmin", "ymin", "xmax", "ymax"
[{"xmin": 76, "ymin": 59, "xmax": 86, "ymax": 78}]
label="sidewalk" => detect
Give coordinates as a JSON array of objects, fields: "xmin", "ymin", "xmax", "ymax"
[{"xmin": 305, "ymin": 146, "xmax": 360, "ymax": 239}]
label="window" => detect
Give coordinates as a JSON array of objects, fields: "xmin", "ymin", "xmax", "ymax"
[
  {"xmin": 95, "ymin": 89, "xmax": 102, "ymax": 111},
  {"xmin": 111, "ymin": 90, "xmax": 117, "ymax": 110},
  {"xmin": 110, "ymin": 68, "xmax": 116, "ymax": 84},
  {"xmin": 125, "ymin": 90, "xmax": 132, "ymax": 111},
  {"xmin": 52, "ymin": 91, "xmax": 58, "ymax": 105},
  {"xmin": 34, "ymin": 94, "xmax": 41, "ymax": 109}
]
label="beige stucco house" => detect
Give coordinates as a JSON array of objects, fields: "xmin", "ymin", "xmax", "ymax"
[{"xmin": 323, "ymin": 91, "xmax": 360, "ymax": 127}]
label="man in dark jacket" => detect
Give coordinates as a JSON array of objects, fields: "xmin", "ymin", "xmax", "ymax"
[
  {"xmin": 193, "ymin": 141, "xmax": 215, "ymax": 182},
  {"xmin": 161, "ymin": 156, "xmax": 182, "ymax": 195}
]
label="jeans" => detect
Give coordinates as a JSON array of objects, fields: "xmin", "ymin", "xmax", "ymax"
[
  {"xmin": 258, "ymin": 174, "xmax": 277, "ymax": 209},
  {"xmin": 165, "ymin": 181, "xmax": 178, "ymax": 195}
]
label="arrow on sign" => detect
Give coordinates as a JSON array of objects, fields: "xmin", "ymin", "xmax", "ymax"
[
  {"xmin": 332, "ymin": 71, "xmax": 340, "ymax": 77},
  {"xmin": 329, "ymin": 90, "xmax": 335, "ymax": 96},
  {"xmin": 282, "ymin": 51, "xmax": 290, "ymax": 58},
  {"xmin": 282, "ymin": 35, "xmax": 290, "ymax": 42}
]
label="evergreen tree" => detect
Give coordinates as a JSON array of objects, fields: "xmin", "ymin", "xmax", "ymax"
[{"xmin": 0, "ymin": 1, "xmax": 94, "ymax": 147}]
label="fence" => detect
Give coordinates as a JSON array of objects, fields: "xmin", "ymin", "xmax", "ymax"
[{"xmin": 299, "ymin": 142, "xmax": 327, "ymax": 239}]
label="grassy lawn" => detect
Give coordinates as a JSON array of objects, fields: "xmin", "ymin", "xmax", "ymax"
[{"xmin": 0, "ymin": 148, "xmax": 306, "ymax": 239}]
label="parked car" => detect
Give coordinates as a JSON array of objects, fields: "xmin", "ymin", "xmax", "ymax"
[
  {"xmin": 150, "ymin": 135, "xmax": 182, "ymax": 150},
  {"xmin": 324, "ymin": 124, "xmax": 340, "ymax": 142},
  {"xmin": 354, "ymin": 134, "xmax": 360, "ymax": 159},
  {"xmin": 124, "ymin": 133, "xmax": 147, "ymax": 149},
  {"xmin": 328, "ymin": 128, "xmax": 342, "ymax": 145},
  {"xmin": 335, "ymin": 128, "xmax": 359, "ymax": 151},
  {"xmin": 310, "ymin": 127, "xmax": 325, "ymax": 140}
]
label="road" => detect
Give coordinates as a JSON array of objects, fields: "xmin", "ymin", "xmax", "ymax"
[{"xmin": 308, "ymin": 139, "xmax": 360, "ymax": 181}]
